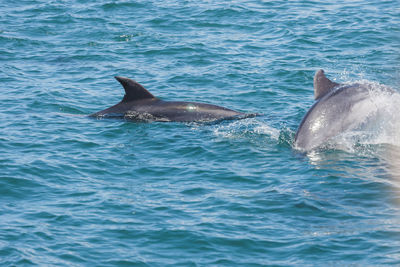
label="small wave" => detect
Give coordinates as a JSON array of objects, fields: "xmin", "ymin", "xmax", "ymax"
[{"xmin": 101, "ymin": 2, "xmax": 145, "ymax": 10}]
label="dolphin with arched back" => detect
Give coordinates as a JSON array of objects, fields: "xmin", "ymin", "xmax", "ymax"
[
  {"xmin": 90, "ymin": 76, "xmax": 256, "ymax": 122},
  {"xmin": 294, "ymin": 69, "xmax": 395, "ymax": 151}
]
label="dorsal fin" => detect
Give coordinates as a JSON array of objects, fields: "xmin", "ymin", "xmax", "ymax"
[
  {"xmin": 313, "ymin": 69, "xmax": 340, "ymax": 100},
  {"xmin": 115, "ymin": 76, "xmax": 156, "ymax": 102}
]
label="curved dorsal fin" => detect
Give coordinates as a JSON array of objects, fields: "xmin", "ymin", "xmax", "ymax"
[
  {"xmin": 115, "ymin": 76, "xmax": 156, "ymax": 102},
  {"xmin": 313, "ymin": 69, "xmax": 340, "ymax": 100}
]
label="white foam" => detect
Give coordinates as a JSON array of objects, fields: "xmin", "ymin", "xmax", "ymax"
[
  {"xmin": 210, "ymin": 118, "xmax": 280, "ymax": 141},
  {"xmin": 326, "ymin": 81, "xmax": 400, "ymax": 152}
]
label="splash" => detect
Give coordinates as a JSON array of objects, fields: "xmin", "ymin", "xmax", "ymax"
[
  {"xmin": 210, "ymin": 118, "xmax": 280, "ymax": 142},
  {"xmin": 326, "ymin": 80, "xmax": 400, "ymax": 153}
]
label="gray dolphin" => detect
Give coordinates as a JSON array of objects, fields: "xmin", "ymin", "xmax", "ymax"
[
  {"xmin": 90, "ymin": 76, "xmax": 256, "ymax": 122},
  {"xmin": 294, "ymin": 69, "xmax": 394, "ymax": 151}
]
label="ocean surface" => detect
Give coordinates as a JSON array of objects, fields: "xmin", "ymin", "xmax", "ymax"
[{"xmin": 1, "ymin": 0, "xmax": 400, "ymax": 266}]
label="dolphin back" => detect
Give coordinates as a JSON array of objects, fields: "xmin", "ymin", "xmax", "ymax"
[
  {"xmin": 295, "ymin": 70, "xmax": 378, "ymax": 151},
  {"xmin": 90, "ymin": 76, "xmax": 256, "ymax": 122}
]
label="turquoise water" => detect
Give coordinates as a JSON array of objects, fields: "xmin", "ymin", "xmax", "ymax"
[{"xmin": 1, "ymin": 0, "xmax": 400, "ymax": 265}]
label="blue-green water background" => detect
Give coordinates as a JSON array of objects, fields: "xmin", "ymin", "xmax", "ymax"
[{"xmin": 1, "ymin": 0, "xmax": 400, "ymax": 266}]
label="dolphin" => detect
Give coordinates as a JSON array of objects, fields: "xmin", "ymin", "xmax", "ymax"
[
  {"xmin": 90, "ymin": 76, "xmax": 256, "ymax": 122},
  {"xmin": 294, "ymin": 69, "xmax": 395, "ymax": 151}
]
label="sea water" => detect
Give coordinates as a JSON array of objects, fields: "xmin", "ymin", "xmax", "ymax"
[{"xmin": 0, "ymin": 0, "xmax": 399, "ymax": 266}]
